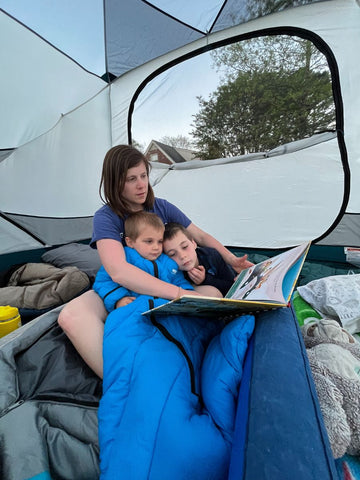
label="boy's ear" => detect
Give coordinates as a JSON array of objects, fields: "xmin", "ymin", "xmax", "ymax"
[
  {"xmin": 192, "ymin": 239, "xmax": 197, "ymax": 249},
  {"xmin": 125, "ymin": 236, "xmax": 133, "ymax": 248}
]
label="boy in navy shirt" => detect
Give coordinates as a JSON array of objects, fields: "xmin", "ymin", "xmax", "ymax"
[{"xmin": 163, "ymin": 223, "xmax": 237, "ymax": 297}]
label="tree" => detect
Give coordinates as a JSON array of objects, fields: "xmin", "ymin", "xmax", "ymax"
[
  {"xmin": 191, "ymin": 36, "xmax": 335, "ymax": 159},
  {"xmin": 159, "ymin": 135, "xmax": 194, "ymax": 149},
  {"xmin": 211, "ymin": 36, "xmax": 327, "ymax": 79},
  {"xmin": 131, "ymin": 139, "xmax": 146, "ymax": 152}
]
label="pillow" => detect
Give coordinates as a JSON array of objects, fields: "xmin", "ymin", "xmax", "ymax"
[
  {"xmin": 297, "ymin": 274, "xmax": 360, "ymax": 334},
  {"xmin": 42, "ymin": 243, "xmax": 101, "ymax": 281}
]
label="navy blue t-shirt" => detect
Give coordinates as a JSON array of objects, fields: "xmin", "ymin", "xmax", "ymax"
[{"xmin": 91, "ymin": 198, "xmax": 191, "ymax": 248}]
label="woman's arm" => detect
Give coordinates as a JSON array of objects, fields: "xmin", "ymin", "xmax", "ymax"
[
  {"xmin": 186, "ymin": 223, "xmax": 253, "ymax": 273},
  {"xmin": 97, "ymin": 239, "xmax": 198, "ymax": 300}
]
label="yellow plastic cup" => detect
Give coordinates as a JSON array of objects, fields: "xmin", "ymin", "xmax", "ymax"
[{"xmin": 0, "ymin": 306, "xmax": 22, "ymax": 338}]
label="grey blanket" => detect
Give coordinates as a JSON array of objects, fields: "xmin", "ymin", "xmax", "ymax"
[{"xmin": 302, "ymin": 319, "xmax": 360, "ymax": 458}]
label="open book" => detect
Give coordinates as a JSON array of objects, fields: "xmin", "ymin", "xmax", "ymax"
[{"xmin": 143, "ymin": 242, "xmax": 311, "ymax": 317}]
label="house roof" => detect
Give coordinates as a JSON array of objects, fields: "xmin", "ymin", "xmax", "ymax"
[{"xmin": 146, "ymin": 140, "xmax": 199, "ymax": 163}]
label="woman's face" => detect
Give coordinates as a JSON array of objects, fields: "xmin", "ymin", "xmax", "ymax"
[{"xmin": 122, "ymin": 162, "xmax": 149, "ymax": 211}]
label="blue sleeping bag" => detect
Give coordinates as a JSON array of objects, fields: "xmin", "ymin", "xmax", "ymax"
[{"xmin": 99, "ymin": 294, "xmax": 254, "ymax": 479}]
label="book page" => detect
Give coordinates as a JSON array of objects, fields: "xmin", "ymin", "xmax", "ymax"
[
  {"xmin": 143, "ymin": 242, "xmax": 310, "ymax": 317},
  {"xmin": 228, "ymin": 243, "xmax": 309, "ymax": 303},
  {"xmin": 142, "ymin": 295, "xmax": 282, "ymax": 317}
]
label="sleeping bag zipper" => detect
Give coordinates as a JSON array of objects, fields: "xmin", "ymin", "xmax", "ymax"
[
  {"xmin": 148, "ymin": 300, "xmax": 197, "ymax": 396},
  {"xmin": 148, "ymin": 258, "xmax": 198, "ymax": 397}
]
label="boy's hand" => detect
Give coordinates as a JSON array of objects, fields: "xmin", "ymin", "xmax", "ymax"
[
  {"xmin": 231, "ymin": 254, "xmax": 254, "ymax": 273},
  {"xmin": 116, "ymin": 296, "xmax": 136, "ymax": 308},
  {"xmin": 187, "ymin": 265, "xmax": 206, "ymax": 285}
]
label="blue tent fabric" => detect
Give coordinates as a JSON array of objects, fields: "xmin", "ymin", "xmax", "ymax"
[
  {"xmin": 229, "ymin": 306, "xmax": 339, "ymax": 480},
  {"xmin": 98, "ymin": 294, "xmax": 255, "ymax": 479}
]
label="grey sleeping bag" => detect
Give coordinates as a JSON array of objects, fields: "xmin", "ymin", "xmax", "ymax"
[{"xmin": 0, "ymin": 306, "xmax": 101, "ymax": 480}]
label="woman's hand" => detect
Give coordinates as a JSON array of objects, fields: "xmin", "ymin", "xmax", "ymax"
[
  {"xmin": 186, "ymin": 223, "xmax": 254, "ymax": 275},
  {"xmin": 187, "ymin": 265, "xmax": 206, "ymax": 285},
  {"xmin": 231, "ymin": 254, "xmax": 254, "ymax": 273}
]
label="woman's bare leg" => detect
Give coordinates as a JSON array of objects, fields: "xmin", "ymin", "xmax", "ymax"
[
  {"xmin": 194, "ymin": 285, "xmax": 223, "ymax": 298},
  {"xmin": 58, "ymin": 290, "xmax": 106, "ymax": 378}
]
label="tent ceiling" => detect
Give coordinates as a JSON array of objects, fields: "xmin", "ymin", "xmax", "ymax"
[{"xmin": 1, "ymin": 0, "xmax": 323, "ymax": 78}]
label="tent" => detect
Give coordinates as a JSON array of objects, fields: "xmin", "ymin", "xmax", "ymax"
[
  {"xmin": 1, "ymin": 0, "xmax": 359, "ymax": 257},
  {"xmin": 1, "ymin": 2, "xmax": 360, "ymax": 479}
]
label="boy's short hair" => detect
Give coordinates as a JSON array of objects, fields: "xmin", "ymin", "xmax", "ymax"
[
  {"xmin": 125, "ymin": 211, "xmax": 164, "ymax": 240},
  {"xmin": 163, "ymin": 222, "xmax": 193, "ymax": 242}
]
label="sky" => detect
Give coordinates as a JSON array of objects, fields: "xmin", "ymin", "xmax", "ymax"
[
  {"xmin": 0, "ymin": 1, "xmax": 223, "ymax": 148},
  {"xmin": 132, "ymin": 52, "xmax": 221, "ymax": 148}
]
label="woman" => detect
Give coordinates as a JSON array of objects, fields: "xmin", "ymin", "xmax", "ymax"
[{"xmin": 58, "ymin": 145, "xmax": 251, "ymax": 378}]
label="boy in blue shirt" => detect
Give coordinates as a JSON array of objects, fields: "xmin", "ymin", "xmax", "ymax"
[
  {"xmin": 94, "ymin": 214, "xmax": 239, "ymax": 311},
  {"xmin": 93, "ymin": 211, "xmax": 195, "ymax": 312}
]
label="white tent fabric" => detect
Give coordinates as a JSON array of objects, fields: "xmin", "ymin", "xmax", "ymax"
[
  {"xmin": 151, "ymin": 136, "xmax": 344, "ymax": 248},
  {"xmin": 0, "ymin": 0, "xmax": 359, "ymax": 254},
  {"xmin": 108, "ymin": 0, "xmax": 360, "ymax": 248},
  {"xmin": 0, "ymin": 11, "xmax": 106, "ymax": 149},
  {"xmin": 1, "ymin": 89, "xmax": 111, "ymax": 217}
]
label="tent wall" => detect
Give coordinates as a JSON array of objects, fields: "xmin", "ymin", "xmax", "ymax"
[
  {"xmin": 1, "ymin": 89, "xmax": 111, "ymax": 217},
  {"xmin": 0, "ymin": 85, "xmax": 111, "ymax": 254},
  {"xmin": 0, "ymin": 11, "xmax": 106, "ymax": 149},
  {"xmin": 1, "ymin": 0, "xmax": 359, "ymax": 254},
  {"xmin": 150, "ymin": 137, "xmax": 344, "ymax": 248},
  {"xmin": 0, "ymin": 9, "xmax": 112, "ymax": 254},
  {"xmin": 0, "ymin": 217, "xmax": 44, "ymax": 254},
  {"xmin": 109, "ymin": 0, "xmax": 359, "ymax": 248}
]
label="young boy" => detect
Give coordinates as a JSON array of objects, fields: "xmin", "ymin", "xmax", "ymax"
[
  {"xmin": 163, "ymin": 223, "xmax": 237, "ymax": 297},
  {"xmin": 93, "ymin": 212, "xmax": 195, "ymax": 312}
]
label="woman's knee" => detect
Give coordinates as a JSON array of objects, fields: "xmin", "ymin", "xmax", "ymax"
[
  {"xmin": 58, "ymin": 303, "xmax": 74, "ymax": 332},
  {"xmin": 58, "ymin": 291, "xmax": 106, "ymax": 333}
]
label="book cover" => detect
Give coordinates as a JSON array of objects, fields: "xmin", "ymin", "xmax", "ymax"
[{"xmin": 143, "ymin": 242, "xmax": 311, "ymax": 317}]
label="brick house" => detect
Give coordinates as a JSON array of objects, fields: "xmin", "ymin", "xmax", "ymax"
[{"xmin": 144, "ymin": 140, "xmax": 200, "ymax": 165}]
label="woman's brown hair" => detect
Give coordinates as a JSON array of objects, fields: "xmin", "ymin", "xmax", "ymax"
[{"xmin": 99, "ymin": 145, "xmax": 155, "ymax": 217}]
